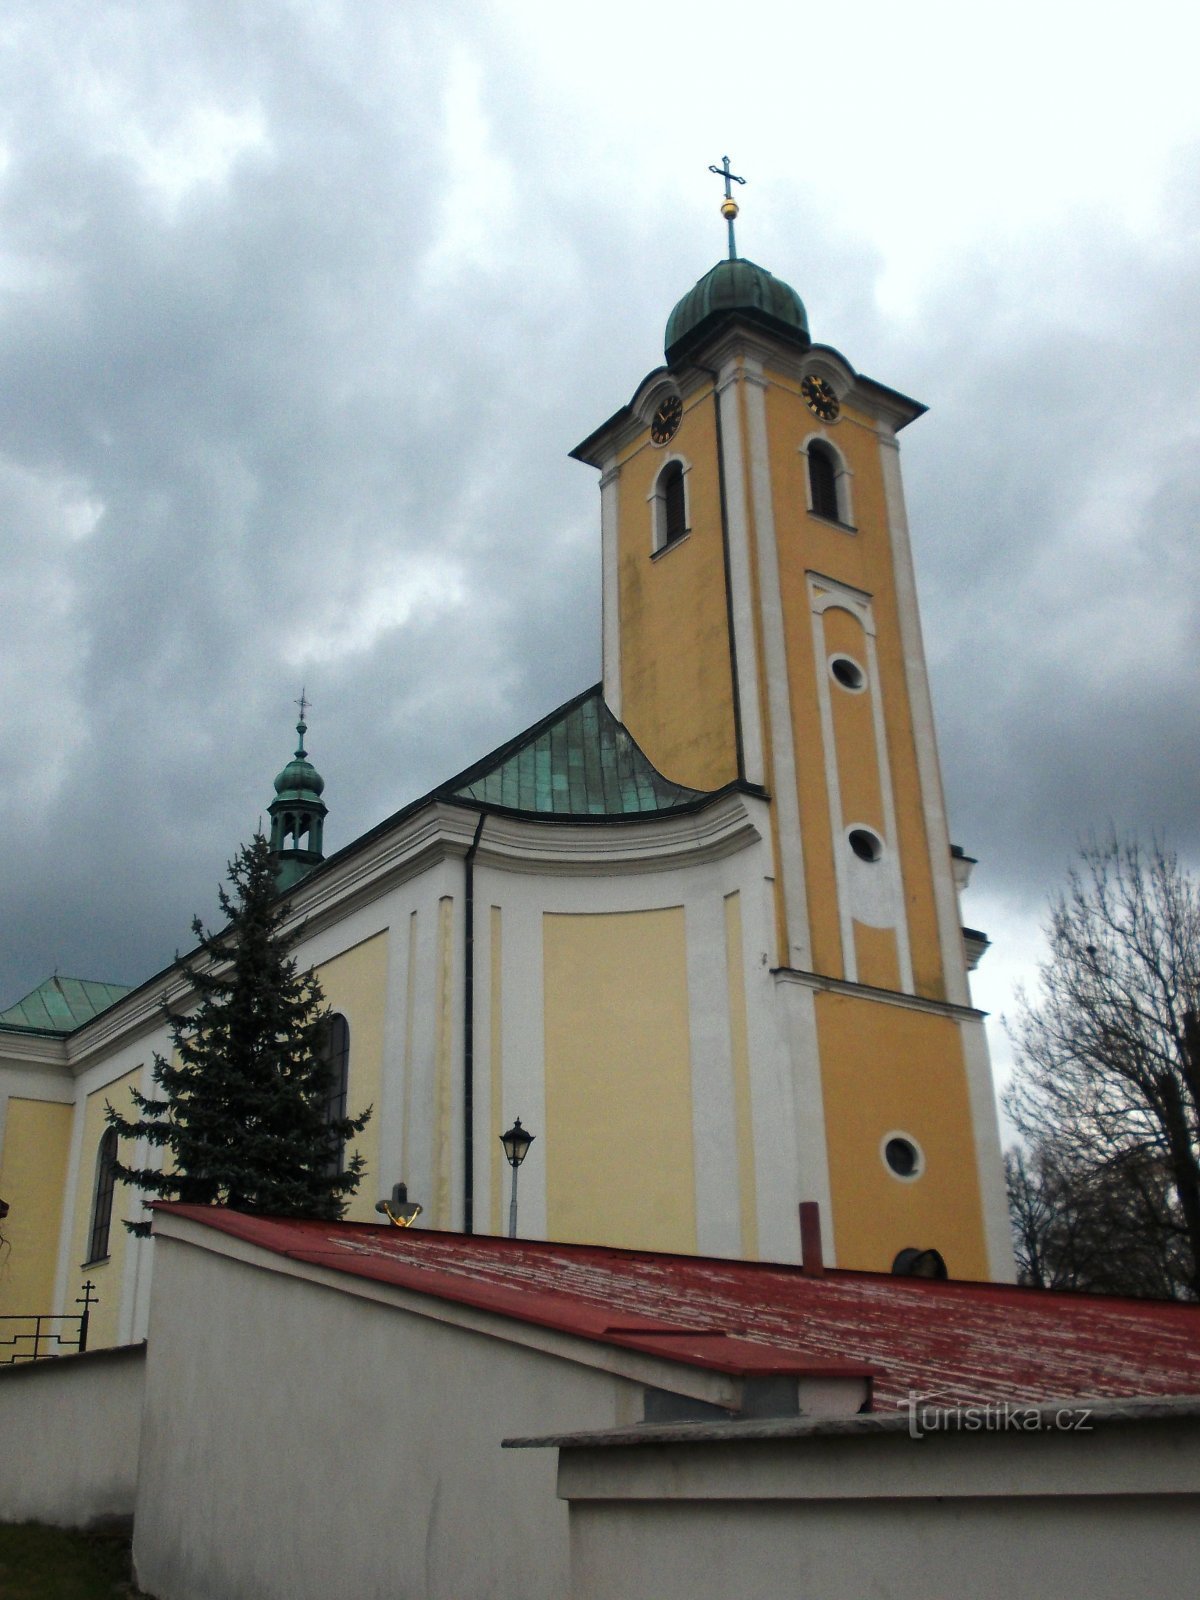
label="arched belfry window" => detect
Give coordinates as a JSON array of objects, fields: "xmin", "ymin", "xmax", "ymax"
[
  {"xmin": 87, "ymin": 1127, "xmax": 119, "ymax": 1263},
  {"xmin": 808, "ymin": 441, "xmax": 840, "ymax": 522},
  {"xmin": 322, "ymin": 1014, "xmax": 350, "ymax": 1175},
  {"xmin": 650, "ymin": 458, "xmax": 690, "ymax": 553}
]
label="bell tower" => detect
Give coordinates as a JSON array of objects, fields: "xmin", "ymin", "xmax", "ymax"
[
  {"xmin": 268, "ymin": 695, "xmax": 328, "ymax": 893},
  {"xmin": 570, "ymin": 166, "xmax": 1013, "ymax": 1280}
]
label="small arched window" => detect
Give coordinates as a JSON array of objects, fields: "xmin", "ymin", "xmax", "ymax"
[
  {"xmin": 87, "ymin": 1127, "xmax": 119, "ymax": 1263},
  {"xmin": 321, "ymin": 1014, "xmax": 350, "ymax": 1175},
  {"xmin": 662, "ymin": 462, "xmax": 687, "ymax": 546},
  {"xmin": 808, "ymin": 442, "xmax": 840, "ymax": 522},
  {"xmin": 650, "ymin": 458, "xmax": 690, "ymax": 554}
]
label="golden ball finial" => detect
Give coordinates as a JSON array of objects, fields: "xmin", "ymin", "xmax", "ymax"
[{"xmin": 721, "ymin": 197, "xmax": 740, "ymax": 221}]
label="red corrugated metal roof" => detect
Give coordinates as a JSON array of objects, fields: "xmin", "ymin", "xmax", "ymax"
[{"xmin": 158, "ymin": 1206, "xmax": 1200, "ymax": 1411}]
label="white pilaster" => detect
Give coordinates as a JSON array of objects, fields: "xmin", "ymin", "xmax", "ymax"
[
  {"xmin": 715, "ymin": 364, "xmax": 765, "ymax": 788},
  {"xmin": 599, "ymin": 460, "xmax": 621, "ymax": 718},
  {"xmin": 961, "ymin": 1016, "xmax": 1017, "ymax": 1282},
  {"xmin": 742, "ymin": 363, "xmax": 813, "ymax": 970},
  {"xmin": 878, "ymin": 427, "xmax": 970, "ymax": 1006}
]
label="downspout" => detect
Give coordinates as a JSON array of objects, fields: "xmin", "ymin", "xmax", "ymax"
[
  {"xmin": 701, "ymin": 361, "xmax": 747, "ymax": 781},
  {"xmin": 462, "ymin": 810, "xmax": 487, "ymax": 1234}
]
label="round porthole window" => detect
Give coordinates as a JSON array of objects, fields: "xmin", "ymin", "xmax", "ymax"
[
  {"xmin": 848, "ymin": 827, "xmax": 882, "ymax": 863},
  {"xmin": 829, "ymin": 654, "xmax": 866, "ymax": 692},
  {"xmin": 883, "ymin": 1134, "xmax": 923, "ymax": 1180}
]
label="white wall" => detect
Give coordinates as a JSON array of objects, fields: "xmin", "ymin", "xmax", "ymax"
[
  {"xmin": 555, "ymin": 1414, "xmax": 1200, "ymax": 1600},
  {"xmin": 133, "ymin": 1233, "xmax": 648, "ymax": 1600},
  {"xmin": 0, "ymin": 1343, "xmax": 144, "ymax": 1528}
]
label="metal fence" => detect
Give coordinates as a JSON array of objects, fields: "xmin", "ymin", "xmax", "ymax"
[{"xmin": 0, "ymin": 1282, "xmax": 96, "ymax": 1364}]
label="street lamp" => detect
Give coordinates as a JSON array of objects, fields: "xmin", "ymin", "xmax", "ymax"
[{"xmin": 499, "ymin": 1118, "xmax": 535, "ymax": 1239}]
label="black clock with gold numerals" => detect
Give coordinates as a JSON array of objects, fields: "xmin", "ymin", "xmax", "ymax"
[
  {"xmin": 650, "ymin": 393, "xmax": 683, "ymax": 446},
  {"xmin": 801, "ymin": 374, "xmax": 840, "ymax": 422}
]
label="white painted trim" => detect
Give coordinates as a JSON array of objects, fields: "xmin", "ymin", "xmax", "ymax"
[
  {"xmin": 861, "ymin": 625, "xmax": 914, "ymax": 992},
  {"xmin": 772, "ymin": 963, "xmax": 983, "ymax": 1022},
  {"xmin": 808, "ymin": 578, "xmax": 911, "ymax": 990},
  {"xmin": 773, "ymin": 979, "xmax": 834, "ymax": 1266},
  {"xmin": 600, "ymin": 460, "xmax": 621, "ymax": 719},
  {"xmin": 742, "ymin": 358, "xmax": 813, "ymax": 970},
  {"xmin": 714, "ymin": 362, "xmax": 765, "ymax": 788},
  {"xmin": 960, "ymin": 1017, "xmax": 1017, "ymax": 1282},
  {"xmin": 880, "ymin": 1129, "xmax": 925, "ymax": 1182},
  {"xmin": 877, "ymin": 426, "xmax": 970, "ymax": 1006},
  {"xmin": 685, "ymin": 896, "xmax": 742, "ymax": 1258},
  {"xmin": 808, "ymin": 592, "xmax": 853, "ymax": 981}
]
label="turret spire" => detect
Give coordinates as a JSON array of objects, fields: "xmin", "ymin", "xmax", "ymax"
[{"xmin": 708, "ymin": 155, "xmax": 746, "ymax": 260}]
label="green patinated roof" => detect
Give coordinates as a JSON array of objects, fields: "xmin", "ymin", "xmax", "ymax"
[
  {"xmin": 446, "ymin": 687, "xmax": 709, "ymax": 817},
  {"xmin": 665, "ymin": 256, "xmax": 809, "ymax": 365},
  {"xmin": 0, "ymin": 975, "xmax": 132, "ymax": 1035}
]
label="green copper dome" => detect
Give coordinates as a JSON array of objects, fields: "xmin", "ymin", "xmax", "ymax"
[
  {"xmin": 274, "ymin": 752, "xmax": 325, "ymax": 803},
  {"xmin": 665, "ymin": 257, "xmax": 809, "ymax": 365},
  {"xmin": 272, "ymin": 716, "xmax": 325, "ymax": 803}
]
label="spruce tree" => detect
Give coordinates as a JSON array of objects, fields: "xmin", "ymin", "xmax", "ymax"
[{"xmin": 107, "ymin": 833, "xmax": 370, "ymax": 1234}]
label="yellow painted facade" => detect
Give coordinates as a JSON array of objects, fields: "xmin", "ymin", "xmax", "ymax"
[
  {"xmin": 542, "ymin": 908, "xmax": 697, "ymax": 1254},
  {"xmin": 0, "ymin": 1098, "xmax": 72, "ymax": 1315},
  {"xmin": 315, "ymin": 930, "xmax": 388, "ymax": 1224},
  {"xmin": 815, "ymin": 991, "xmax": 988, "ymax": 1278},
  {"xmin": 615, "ymin": 388, "xmax": 739, "ymax": 793}
]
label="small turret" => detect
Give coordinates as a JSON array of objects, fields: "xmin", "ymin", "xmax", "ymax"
[{"xmin": 268, "ymin": 693, "xmax": 328, "ymax": 892}]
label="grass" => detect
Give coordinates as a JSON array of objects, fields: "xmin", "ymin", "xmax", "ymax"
[{"xmin": 0, "ymin": 1522, "xmax": 155, "ymax": 1598}]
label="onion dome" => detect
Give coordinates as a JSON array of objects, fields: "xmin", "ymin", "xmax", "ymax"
[
  {"xmin": 273, "ymin": 722, "xmax": 326, "ymax": 803},
  {"xmin": 665, "ymin": 257, "xmax": 809, "ymax": 366}
]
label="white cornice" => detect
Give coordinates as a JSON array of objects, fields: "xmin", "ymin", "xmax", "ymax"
[
  {"xmin": 0, "ymin": 1031, "xmax": 69, "ymax": 1068},
  {"xmin": 772, "ymin": 965, "xmax": 984, "ymax": 1022},
  {"xmin": 471, "ymin": 791, "xmax": 764, "ymax": 876},
  {"xmin": 37, "ymin": 794, "xmax": 766, "ymax": 1069}
]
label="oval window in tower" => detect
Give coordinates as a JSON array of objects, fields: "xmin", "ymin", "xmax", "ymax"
[
  {"xmin": 829, "ymin": 654, "xmax": 866, "ymax": 692},
  {"xmin": 848, "ymin": 827, "xmax": 883, "ymax": 863},
  {"xmin": 882, "ymin": 1132, "xmax": 924, "ymax": 1181}
]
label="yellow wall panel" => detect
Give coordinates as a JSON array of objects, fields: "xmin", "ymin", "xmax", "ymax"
[
  {"xmin": 616, "ymin": 391, "xmax": 739, "ymax": 791},
  {"xmin": 543, "ymin": 908, "xmax": 696, "ymax": 1253},
  {"xmin": 0, "ymin": 1099, "xmax": 72, "ymax": 1317},
  {"xmin": 816, "ymin": 992, "xmax": 988, "ymax": 1279},
  {"xmin": 316, "ymin": 930, "xmax": 389, "ymax": 1223},
  {"xmin": 852, "ymin": 923, "xmax": 902, "ymax": 993}
]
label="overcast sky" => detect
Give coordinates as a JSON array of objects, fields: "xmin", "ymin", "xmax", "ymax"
[{"xmin": 1, "ymin": 1, "xmax": 1197, "ymax": 1092}]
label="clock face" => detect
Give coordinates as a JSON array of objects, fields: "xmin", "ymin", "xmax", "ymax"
[
  {"xmin": 650, "ymin": 393, "xmax": 683, "ymax": 446},
  {"xmin": 802, "ymin": 374, "xmax": 840, "ymax": 422}
]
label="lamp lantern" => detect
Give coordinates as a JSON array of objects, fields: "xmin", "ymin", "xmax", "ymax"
[{"xmin": 499, "ymin": 1118, "xmax": 535, "ymax": 1238}]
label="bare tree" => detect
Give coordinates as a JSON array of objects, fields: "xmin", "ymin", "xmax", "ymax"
[{"xmin": 1006, "ymin": 838, "xmax": 1200, "ymax": 1300}]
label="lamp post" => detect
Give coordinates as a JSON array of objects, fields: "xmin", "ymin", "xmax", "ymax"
[{"xmin": 500, "ymin": 1118, "xmax": 534, "ymax": 1239}]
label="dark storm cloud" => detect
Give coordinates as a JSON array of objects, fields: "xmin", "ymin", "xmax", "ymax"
[
  {"xmin": 895, "ymin": 200, "xmax": 1200, "ymax": 930},
  {"xmin": 0, "ymin": 2, "xmax": 1195, "ymax": 1020}
]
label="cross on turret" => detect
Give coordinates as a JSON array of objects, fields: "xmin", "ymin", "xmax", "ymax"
[{"xmin": 708, "ymin": 155, "xmax": 746, "ymax": 259}]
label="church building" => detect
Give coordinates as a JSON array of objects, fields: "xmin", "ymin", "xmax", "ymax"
[{"xmin": 0, "ymin": 197, "xmax": 1014, "ymax": 1352}]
